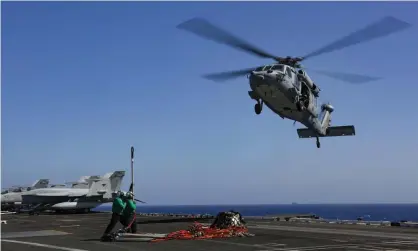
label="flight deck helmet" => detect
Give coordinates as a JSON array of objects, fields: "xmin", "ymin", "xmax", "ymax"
[
  {"xmin": 116, "ymin": 190, "xmax": 126, "ymax": 198},
  {"xmin": 125, "ymin": 191, "xmax": 134, "ymax": 199}
]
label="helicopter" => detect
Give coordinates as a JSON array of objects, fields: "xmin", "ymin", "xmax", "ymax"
[{"xmin": 177, "ymin": 16, "xmax": 412, "ymax": 148}]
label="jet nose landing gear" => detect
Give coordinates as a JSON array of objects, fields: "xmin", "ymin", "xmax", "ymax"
[{"xmin": 316, "ymin": 137, "xmax": 321, "ymax": 148}]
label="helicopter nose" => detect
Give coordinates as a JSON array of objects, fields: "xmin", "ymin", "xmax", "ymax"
[{"xmin": 249, "ymin": 72, "xmax": 264, "ymax": 82}]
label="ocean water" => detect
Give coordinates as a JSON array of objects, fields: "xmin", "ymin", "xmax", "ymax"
[{"xmin": 95, "ymin": 204, "xmax": 418, "ymax": 222}]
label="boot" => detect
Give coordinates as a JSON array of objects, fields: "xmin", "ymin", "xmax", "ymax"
[{"xmin": 100, "ymin": 234, "xmax": 112, "ymax": 242}]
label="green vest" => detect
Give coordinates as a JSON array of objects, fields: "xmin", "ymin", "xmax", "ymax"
[
  {"xmin": 122, "ymin": 199, "xmax": 136, "ymax": 218},
  {"xmin": 112, "ymin": 197, "xmax": 126, "ymax": 215}
]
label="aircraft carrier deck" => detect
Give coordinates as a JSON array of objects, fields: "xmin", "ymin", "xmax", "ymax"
[{"xmin": 2, "ymin": 212, "xmax": 418, "ymax": 251}]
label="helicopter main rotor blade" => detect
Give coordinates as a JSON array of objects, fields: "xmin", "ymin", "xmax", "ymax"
[
  {"xmin": 302, "ymin": 16, "xmax": 412, "ymax": 61},
  {"xmin": 310, "ymin": 69, "xmax": 381, "ymax": 84},
  {"xmin": 177, "ymin": 18, "xmax": 281, "ymax": 61},
  {"xmin": 202, "ymin": 67, "xmax": 257, "ymax": 82}
]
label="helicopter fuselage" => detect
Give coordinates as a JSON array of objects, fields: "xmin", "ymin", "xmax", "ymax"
[
  {"xmin": 176, "ymin": 16, "xmax": 406, "ymax": 147},
  {"xmin": 248, "ymin": 64, "xmax": 331, "ymax": 136}
]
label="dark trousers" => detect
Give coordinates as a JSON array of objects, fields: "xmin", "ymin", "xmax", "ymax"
[
  {"xmin": 103, "ymin": 213, "xmax": 121, "ymax": 235},
  {"xmin": 120, "ymin": 213, "xmax": 137, "ymax": 233}
]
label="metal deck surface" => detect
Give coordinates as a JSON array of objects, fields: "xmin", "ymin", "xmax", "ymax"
[{"xmin": 2, "ymin": 212, "xmax": 418, "ymax": 251}]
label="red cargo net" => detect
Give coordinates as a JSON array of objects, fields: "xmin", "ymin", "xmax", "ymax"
[{"xmin": 151, "ymin": 222, "xmax": 250, "ymax": 242}]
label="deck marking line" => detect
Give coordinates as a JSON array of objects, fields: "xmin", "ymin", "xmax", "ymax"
[
  {"xmin": 350, "ymin": 247, "xmax": 383, "ymax": 251},
  {"xmin": 1, "ymin": 230, "xmax": 70, "ymax": 239},
  {"xmin": 263, "ymin": 243, "xmax": 287, "ymax": 247},
  {"xmin": 1, "ymin": 239, "xmax": 88, "ymax": 251},
  {"xmin": 282, "ymin": 246, "xmax": 356, "ymax": 251},
  {"xmin": 277, "ymin": 239, "xmax": 418, "ymax": 251},
  {"xmin": 249, "ymin": 225, "xmax": 418, "ymax": 240},
  {"xmin": 383, "ymin": 241, "xmax": 418, "ymax": 245},
  {"xmin": 279, "ymin": 244, "xmax": 359, "ymax": 251},
  {"xmin": 201, "ymin": 239, "xmax": 262, "ymax": 248},
  {"xmin": 116, "ymin": 237, "xmax": 155, "ymax": 242}
]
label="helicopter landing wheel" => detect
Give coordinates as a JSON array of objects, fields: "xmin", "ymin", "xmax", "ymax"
[
  {"xmin": 316, "ymin": 137, "xmax": 320, "ymax": 148},
  {"xmin": 254, "ymin": 102, "xmax": 262, "ymax": 115}
]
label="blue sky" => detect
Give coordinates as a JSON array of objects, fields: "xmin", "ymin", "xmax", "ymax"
[{"xmin": 2, "ymin": 2, "xmax": 418, "ymax": 205}]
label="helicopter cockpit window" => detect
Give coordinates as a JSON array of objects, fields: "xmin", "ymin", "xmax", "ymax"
[
  {"xmin": 271, "ymin": 64, "xmax": 284, "ymax": 72},
  {"xmin": 255, "ymin": 66, "xmax": 264, "ymax": 72},
  {"xmin": 1, "ymin": 190, "xmax": 8, "ymax": 194},
  {"xmin": 263, "ymin": 65, "xmax": 272, "ymax": 71}
]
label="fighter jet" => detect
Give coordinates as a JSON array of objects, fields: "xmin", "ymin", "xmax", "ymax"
[
  {"xmin": 1, "ymin": 171, "xmax": 125, "ymax": 214},
  {"xmin": 1, "ymin": 177, "xmax": 90, "ymax": 207},
  {"xmin": 1, "ymin": 179, "xmax": 50, "ymax": 193},
  {"xmin": 1, "ymin": 179, "xmax": 50, "ymax": 210}
]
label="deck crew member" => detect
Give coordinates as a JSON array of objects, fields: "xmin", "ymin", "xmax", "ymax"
[
  {"xmin": 101, "ymin": 191, "xmax": 126, "ymax": 240},
  {"xmin": 120, "ymin": 191, "xmax": 137, "ymax": 233}
]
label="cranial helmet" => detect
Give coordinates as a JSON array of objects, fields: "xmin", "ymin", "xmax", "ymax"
[
  {"xmin": 117, "ymin": 191, "xmax": 126, "ymax": 197},
  {"xmin": 125, "ymin": 191, "xmax": 134, "ymax": 199}
]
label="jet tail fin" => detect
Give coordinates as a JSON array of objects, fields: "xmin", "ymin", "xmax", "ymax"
[
  {"xmin": 65, "ymin": 176, "xmax": 92, "ymax": 188},
  {"xmin": 297, "ymin": 125, "xmax": 356, "ymax": 138},
  {"xmin": 78, "ymin": 176, "xmax": 91, "ymax": 182},
  {"xmin": 86, "ymin": 171, "xmax": 125, "ymax": 199},
  {"xmin": 103, "ymin": 171, "xmax": 126, "ymax": 193},
  {"xmin": 65, "ymin": 181, "xmax": 89, "ymax": 188},
  {"xmin": 86, "ymin": 176, "xmax": 101, "ymax": 187},
  {"xmin": 31, "ymin": 179, "xmax": 49, "ymax": 189}
]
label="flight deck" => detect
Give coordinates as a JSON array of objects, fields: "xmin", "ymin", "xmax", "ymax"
[{"xmin": 2, "ymin": 212, "xmax": 418, "ymax": 251}]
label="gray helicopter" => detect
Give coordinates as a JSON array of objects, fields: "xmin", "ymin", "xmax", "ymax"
[{"xmin": 177, "ymin": 16, "xmax": 412, "ymax": 148}]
